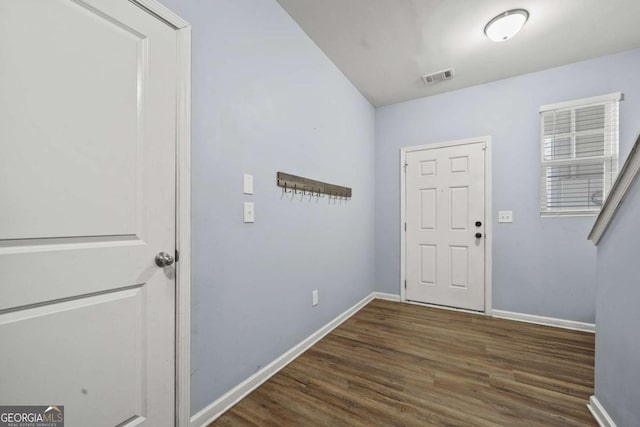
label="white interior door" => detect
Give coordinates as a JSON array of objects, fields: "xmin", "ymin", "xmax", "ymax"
[
  {"xmin": 0, "ymin": 1, "xmax": 177, "ymax": 426},
  {"xmin": 405, "ymin": 141, "xmax": 486, "ymax": 311}
]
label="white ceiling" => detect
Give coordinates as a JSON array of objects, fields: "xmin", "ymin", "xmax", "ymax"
[{"xmin": 277, "ymin": 0, "xmax": 640, "ymax": 107}]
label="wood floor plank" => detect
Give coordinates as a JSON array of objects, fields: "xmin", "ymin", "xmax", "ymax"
[{"xmin": 210, "ymin": 300, "xmax": 596, "ymax": 426}]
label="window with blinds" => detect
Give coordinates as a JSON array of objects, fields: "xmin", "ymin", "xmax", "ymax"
[{"xmin": 539, "ymin": 93, "xmax": 621, "ymax": 216}]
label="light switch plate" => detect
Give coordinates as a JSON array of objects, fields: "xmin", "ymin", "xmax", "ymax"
[
  {"xmin": 243, "ymin": 202, "xmax": 255, "ymax": 223},
  {"xmin": 243, "ymin": 174, "xmax": 254, "ymax": 195},
  {"xmin": 498, "ymin": 211, "xmax": 513, "ymax": 223}
]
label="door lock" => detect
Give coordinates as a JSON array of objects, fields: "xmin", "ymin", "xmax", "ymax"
[{"xmin": 155, "ymin": 251, "xmax": 175, "ymax": 267}]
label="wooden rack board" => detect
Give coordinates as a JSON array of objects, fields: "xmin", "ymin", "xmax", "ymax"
[{"xmin": 277, "ymin": 172, "xmax": 352, "ymax": 199}]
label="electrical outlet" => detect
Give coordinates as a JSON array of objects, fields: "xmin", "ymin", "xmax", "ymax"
[
  {"xmin": 312, "ymin": 290, "xmax": 318, "ymax": 307},
  {"xmin": 498, "ymin": 211, "xmax": 513, "ymax": 223}
]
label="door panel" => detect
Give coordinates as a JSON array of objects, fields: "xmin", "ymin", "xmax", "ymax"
[
  {"xmin": 420, "ymin": 189, "xmax": 437, "ymax": 229},
  {"xmin": 2, "ymin": 288, "xmax": 145, "ymax": 425},
  {"xmin": 406, "ymin": 142, "xmax": 485, "ymax": 311},
  {"xmin": 0, "ymin": 1, "xmax": 177, "ymax": 426},
  {"xmin": 419, "ymin": 245, "xmax": 436, "ymax": 285},
  {"xmin": 0, "ymin": 0, "xmax": 142, "ymax": 240},
  {"xmin": 420, "ymin": 159, "xmax": 436, "ymax": 176},
  {"xmin": 450, "ymin": 156, "xmax": 468, "ymax": 173},
  {"xmin": 450, "ymin": 187, "xmax": 468, "ymax": 230},
  {"xmin": 450, "ymin": 246, "xmax": 469, "ymax": 288}
]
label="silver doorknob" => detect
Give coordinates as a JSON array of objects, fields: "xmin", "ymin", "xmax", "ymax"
[{"xmin": 155, "ymin": 251, "xmax": 175, "ymax": 267}]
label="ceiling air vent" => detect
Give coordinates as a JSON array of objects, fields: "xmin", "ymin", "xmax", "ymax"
[{"xmin": 422, "ymin": 68, "xmax": 455, "ymax": 85}]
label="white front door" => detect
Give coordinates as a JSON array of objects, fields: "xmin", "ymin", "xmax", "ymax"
[
  {"xmin": 0, "ymin": 1, "xmax": 177, "ymax": 426},
  {"xmin": 405, "ymin": 141, "xmax": 486, "ymax": 311}
]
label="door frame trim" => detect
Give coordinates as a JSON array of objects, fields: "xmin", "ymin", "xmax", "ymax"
[
  {"xmin": 130, "ymin": 2, "xmax": 192, "ymax": 426},
  {"xmin": 400, "ymin": 136, "xmax": 492, "ymax": 315}
]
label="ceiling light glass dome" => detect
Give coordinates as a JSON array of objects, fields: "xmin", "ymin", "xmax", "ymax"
[{"xmin": 484, "ymin": 9, "xmax": 529, "ymax": 42}]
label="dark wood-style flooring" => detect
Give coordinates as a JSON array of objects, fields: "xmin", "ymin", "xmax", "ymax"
[{"xmin": 211, "ymin": 299, "xmax": 596, "ymax": 426}]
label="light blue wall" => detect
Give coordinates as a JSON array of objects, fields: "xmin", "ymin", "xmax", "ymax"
[
  {"xmin": 594, "ymin": 149, "xmax": 640, "ymax": 427},
  {"xmin": 375, "ymin": 49, "xmax": 640, "ymax": 322},
  {"xmin": 158, "ymin": 0, "xmax": 375, "ymax": 415}
]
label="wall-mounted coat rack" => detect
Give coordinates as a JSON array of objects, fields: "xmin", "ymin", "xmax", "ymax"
[{"xmin": 277, "ymin": 172, "xmax": 352, "ymax": 199}]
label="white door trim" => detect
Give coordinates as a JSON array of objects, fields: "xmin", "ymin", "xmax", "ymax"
[
  {"xmin": 130, "ymin": 2, "xmax": 191, "ymax": 426},
  {"xmin": 400, "ymin": 136, "xmax": 492, "ymax": 315}
]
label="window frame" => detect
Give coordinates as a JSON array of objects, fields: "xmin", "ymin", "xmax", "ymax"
[{"xmin": 539, "ymin": 92, "xmax": 622, "ymax": 217}]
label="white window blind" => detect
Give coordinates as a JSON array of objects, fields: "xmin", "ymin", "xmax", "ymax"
[{"xmin": 539, "ymin": 93, "xmax": 621, "ymax": 216}]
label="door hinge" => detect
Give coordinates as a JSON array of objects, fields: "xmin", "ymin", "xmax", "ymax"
[
  {"xmin": 404, "ymin": 222, "xmax": 407, "ymax": 231},
  {"xmin": 403, "ymin": 162, "xmax": 408, "ymax": 173},
  {"xmin": 175, "ymin": 249, "xmax": 180, "ymax": 262},
  {"xmin": 404, "ymin": 280, "xmax": 407, "ymax": 289}
]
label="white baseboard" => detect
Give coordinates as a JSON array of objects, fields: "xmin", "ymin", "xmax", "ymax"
[
  {"xmin": 190, "ymin": 292, "xmax": 378, "ymax": 426},
  {"xmin": 587, "ymin": 395, "xmax": 617, "ymax": 427},
  {"xmin": 373, "ymin": 292, "xmax": 401, "ymax": 301},
  {"xmin": 492, "ymin": 309, "xmax": 595, "ymax": 333}
]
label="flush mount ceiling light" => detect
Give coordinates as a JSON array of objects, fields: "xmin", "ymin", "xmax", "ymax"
[{"xmin": 484, "ymin": 9, "xmax": 529, "ymax": 42}]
